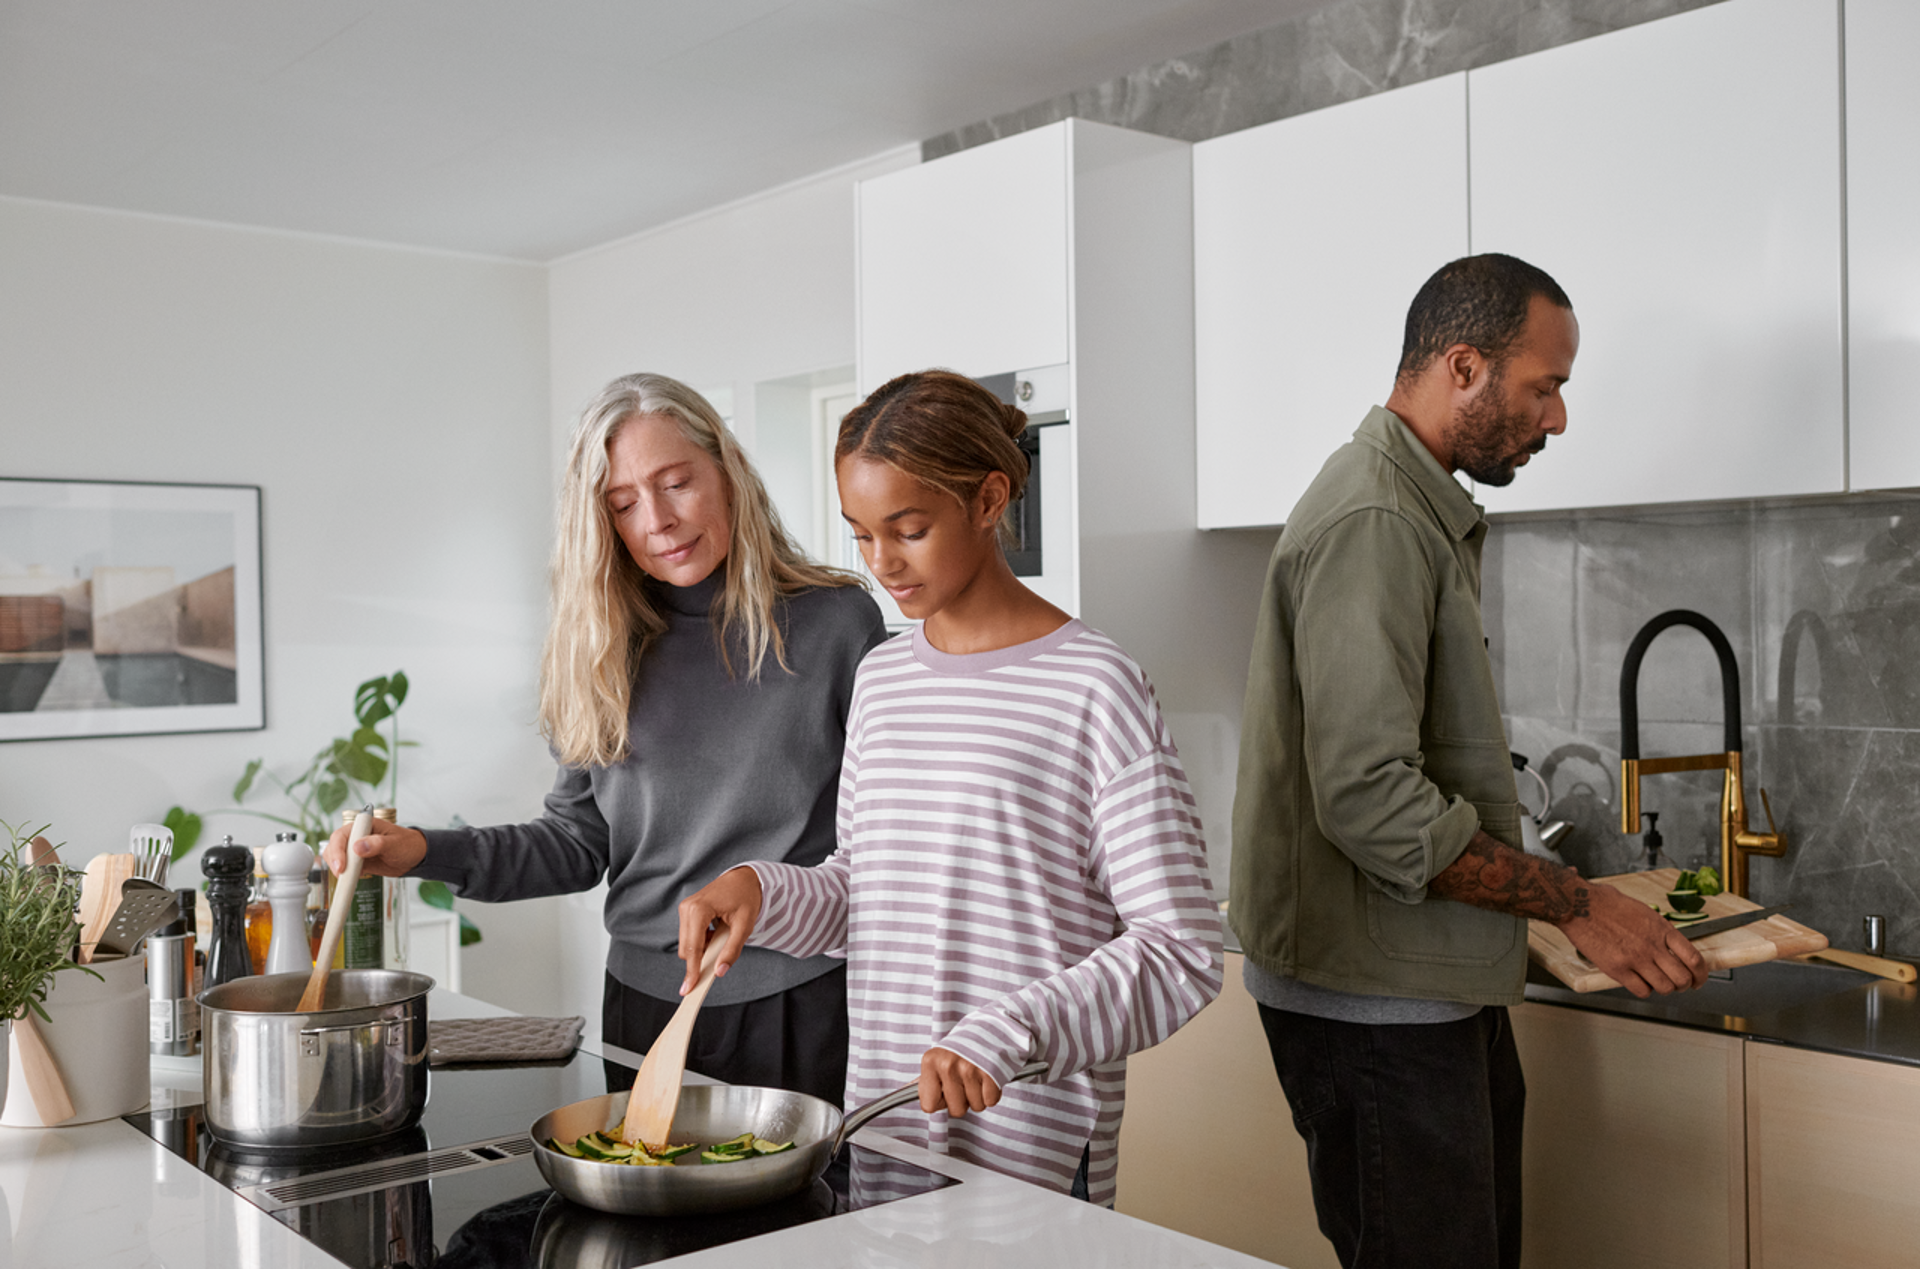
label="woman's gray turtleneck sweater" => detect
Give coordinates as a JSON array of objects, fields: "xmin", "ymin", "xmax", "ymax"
[{"xmin": 415, "ymin": 575, "xmax": 886, "ymax": 1005}]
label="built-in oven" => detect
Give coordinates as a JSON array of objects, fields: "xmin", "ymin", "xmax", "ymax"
[{"xmin": 853, "ymin": 362, "xmax": 1074, "ymax": 627}]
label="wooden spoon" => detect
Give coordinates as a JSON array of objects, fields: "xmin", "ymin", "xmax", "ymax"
[
  {"xmin": 1804, "ymin": 948, "xmax": 1919, "ymax": 983},
  {"xmin": 77, "ymin": 853, "xmax": 136, "ymax": 964},
  {"xmin": 620, "ymin": 938, "xmax": 726, "ymax": 1148},
  {"xmin": 13, "ymin": 1012, "xmax": 75, "ymax": 1125},
  {"xmin": 297, "ymin": 807, "xmax": 373, "ymax": 1012}
]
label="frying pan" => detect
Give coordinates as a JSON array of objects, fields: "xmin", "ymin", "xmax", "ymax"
[{"xmin": 529, "ymin": 1059, "xmax": 1048, "ymax": 1216}]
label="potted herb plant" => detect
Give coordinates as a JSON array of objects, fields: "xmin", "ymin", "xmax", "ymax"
[{"xmin": 0, "ymin": 821, "xmax": 91, "ymax": 1110}]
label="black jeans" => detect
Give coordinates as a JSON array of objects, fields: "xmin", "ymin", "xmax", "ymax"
[
  {"xmin": 1257, "ymin": 1004, "xmax": 1525, "ymax": 1269},
  {"xmin": 602, "ymin": 966, "xmax": 849, "ymax": 1107}
]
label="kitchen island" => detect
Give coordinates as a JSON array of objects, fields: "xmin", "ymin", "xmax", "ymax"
[{"xmin": 0, "ymin": 988, "xmax": 1282, "ymax": 1268}]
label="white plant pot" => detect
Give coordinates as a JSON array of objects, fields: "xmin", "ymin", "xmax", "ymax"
[
  {"xmin": 1, "ymin": 956, "xmax": 149, "ymax": 1127},
  {"xmin": 0, "ymin": 1017, "xmax": 10, "ymax": 1113}
]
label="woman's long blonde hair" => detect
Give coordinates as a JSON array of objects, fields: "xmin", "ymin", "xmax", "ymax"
[{"xmin": 540, "ymin": 373, "xmax": 863, "ymax": 767}]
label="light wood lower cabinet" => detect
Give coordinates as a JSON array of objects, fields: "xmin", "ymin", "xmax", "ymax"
[
  {"xmin": 1117, "ymin": 952, "xmax": 1338, "ymax": 1268},
  {"xmin": 1126, "ymin": 988, "xmax": 1920, "ymax": 1267},
  {"xmin": 1746, "ymin": 1042, "xmax": 1920, "ymax": 1268},
  {"xmin": 1510, "ymin": 1003, "xmax": 1747, "ymax": 1269}
]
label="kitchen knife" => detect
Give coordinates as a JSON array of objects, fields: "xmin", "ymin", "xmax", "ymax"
[{"xmin": 1678, "ymin": 903, "xmax": 1791, "ymax": 940}]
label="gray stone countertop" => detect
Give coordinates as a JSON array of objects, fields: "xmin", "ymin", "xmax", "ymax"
[{"xmin": 1523, "ymin": 957, "xmax": 1920, "ymax": 1069}]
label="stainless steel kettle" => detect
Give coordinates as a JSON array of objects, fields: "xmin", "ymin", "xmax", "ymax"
[{"xmin": 1512, "ymin": 752, "xmax": 1573, "ymax": 864}]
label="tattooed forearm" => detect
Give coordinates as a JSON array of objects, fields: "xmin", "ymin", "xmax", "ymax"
[{"xmin": 1427, "ymin": 831, "xmax": 1591, "ymax": 923}]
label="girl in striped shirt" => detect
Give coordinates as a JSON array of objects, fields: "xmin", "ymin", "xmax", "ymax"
[{"xmin": 679, "ymin": 369, "xmax": 1224, "ymax": 1206}]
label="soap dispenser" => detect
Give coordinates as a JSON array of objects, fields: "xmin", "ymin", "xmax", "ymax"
[{"xmin": 1640, "ymin": 811, "xmax": 1664, "ymax": 872}]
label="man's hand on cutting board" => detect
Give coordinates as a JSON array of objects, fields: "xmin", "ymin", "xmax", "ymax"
[{"xmin": 1558, "ymin": 882, "xmax": 1709, "ymax": 998}]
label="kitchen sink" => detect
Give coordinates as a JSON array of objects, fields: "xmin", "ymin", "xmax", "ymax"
[{"xmin": 1591, "ymin": 958, "xmax": 1875, "ymax": 1018}]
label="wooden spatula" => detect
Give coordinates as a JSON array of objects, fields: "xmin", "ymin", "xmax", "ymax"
[
  {"xmin": 13, "ymin": 1012, "xmax": 75, "ymax": 1125},
  {"xmin": 77, "ymin": 853, "xmax": 137, "ymax": 964},
  {"xmin": 297, "ymin": 807, "xmax": 373, "ymax": 1012},
  {"xmin": 620, "ymin": 938, "xmax": 726, "ymax": 1148}
]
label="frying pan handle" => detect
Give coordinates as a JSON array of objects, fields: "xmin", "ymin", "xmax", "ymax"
[{"xmin": 832, "ymin": 1058, "xmax": 1050, "ymax": 1155}]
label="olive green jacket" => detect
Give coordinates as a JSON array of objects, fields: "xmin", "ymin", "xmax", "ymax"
[{"xmin": 1229, "ymin": 406, "xmax": 1527, "ymax": 1006}]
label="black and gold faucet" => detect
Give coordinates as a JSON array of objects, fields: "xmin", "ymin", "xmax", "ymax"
[{"xmin": 1619, "ymin": 609, "xmax": 1785, "ymax": 898}]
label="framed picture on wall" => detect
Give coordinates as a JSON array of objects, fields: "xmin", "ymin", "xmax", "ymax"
[{"xmin": 0, "ymin": 477, "xmax": 265, "ymax": 741}]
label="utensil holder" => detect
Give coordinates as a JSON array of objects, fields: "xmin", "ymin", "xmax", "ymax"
[{"xmin": 1, "ymin": 955, "xmax": 150, "ymax": 1127}]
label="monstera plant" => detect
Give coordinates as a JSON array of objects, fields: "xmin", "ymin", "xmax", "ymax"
[{"xmin": 170, "ymin": 671, "xmax": 479, "ymax": 946}]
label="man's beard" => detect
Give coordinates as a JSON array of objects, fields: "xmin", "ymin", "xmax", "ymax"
[{"xmin": 1447, "ymin": 363, "xmax": 1542, "ymax": 487}]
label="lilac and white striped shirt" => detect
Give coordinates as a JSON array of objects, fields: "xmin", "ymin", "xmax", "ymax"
[{"xmin": 749, "ymin": 619, "xmax": 1224, "ymax": 1206}]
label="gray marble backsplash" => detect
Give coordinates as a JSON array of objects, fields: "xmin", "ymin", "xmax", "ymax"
[
  {"xmin": 1485, "ymin": 495, "xmax": 1920, "ymax": 959},
  {"xmin": 925, "ymin": 0, "xmax": 1725, "ymax": 159}
]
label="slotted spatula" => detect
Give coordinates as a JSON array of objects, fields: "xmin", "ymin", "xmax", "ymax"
[
  {"xmin": 77, "ymin": 853, "xmax": 137, "ymax": 964},
  {"xmin": 620, "ymin": 938, "xmax": 725, "ymax": 1148},
  {"xmin": 90, "ymin": 879, "xmax": 180, "ymax": 960}
]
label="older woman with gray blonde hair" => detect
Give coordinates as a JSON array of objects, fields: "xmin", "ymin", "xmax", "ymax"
[{"xmin": 326, "ymin": 372, "xmax": 883, "ymax": 1102}]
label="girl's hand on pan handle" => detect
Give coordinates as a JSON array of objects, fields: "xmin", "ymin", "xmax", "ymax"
[
  {"xmin": 919, "ymin": 1047, "xmax": 1002, "ymax": 1118},
  {"xmin": 677, "ymin": 865, "xmax": 763, "ymax": 996},
  {"xmin": 323, "ymin": 821, "xmax": 428, "ymax": 878}
]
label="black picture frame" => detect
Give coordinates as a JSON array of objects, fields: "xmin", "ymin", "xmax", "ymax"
[{"xmin": 0, "ymin": 476, "xmax": 265, "ymax": 741}]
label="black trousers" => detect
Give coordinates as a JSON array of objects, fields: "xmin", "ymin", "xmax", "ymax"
[
  {"xmin": 1257, "ymin": 1004, "xmax": 1525, "ymax": 1269},
  {"xmin": 602, "ymin": 966, "xmax": 849, "ymax": 1108}
]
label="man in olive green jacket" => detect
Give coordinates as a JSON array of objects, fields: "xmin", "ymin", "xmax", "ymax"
[{"xmin": 1231, "ymin": 255, "xmax": 1707, "ymax": 1269}]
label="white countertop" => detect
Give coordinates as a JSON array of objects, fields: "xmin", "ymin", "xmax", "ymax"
[{"xmin": 2, "ymin": 990, "xmax": 1280, "ymax": 1268}]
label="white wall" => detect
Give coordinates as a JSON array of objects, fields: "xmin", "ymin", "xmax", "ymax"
[
  {"xmin": 542, "ymin": 147, "xmax": 916, "ymax": 1044},
  {"xmin": 0, "ymin": 196, "xmax": 564, "ymax": 1015},
  {"xmin": 548, "ymin": 147, "xmax": 917, "ymax": 461}
]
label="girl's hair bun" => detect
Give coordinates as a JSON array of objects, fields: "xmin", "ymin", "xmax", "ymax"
[{"xmin": 836, "ymin": 368, "xmax": 1033, "ymax": 513}]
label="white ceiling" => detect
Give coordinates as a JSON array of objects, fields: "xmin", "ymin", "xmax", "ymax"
[{"xmin": 1, "ymin": 1, "xmax": 1319, "ymax": 262}]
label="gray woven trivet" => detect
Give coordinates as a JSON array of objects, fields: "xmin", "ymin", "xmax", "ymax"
[{"xmin": 428, "ymin": 1015, "xmax": 585, "ymax": 1066}]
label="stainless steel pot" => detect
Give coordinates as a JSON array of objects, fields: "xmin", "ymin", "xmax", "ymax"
[
  {"xmin": 529, "ymin": 1060, "xmax": 1047, "ymax": 1217},
  {"xmin": 199, "ymin": 969, "xmax": 434, "ymax": 1149}
]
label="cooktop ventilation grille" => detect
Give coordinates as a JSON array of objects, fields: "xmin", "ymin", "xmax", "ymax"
[{"xmin": 239, "ymin": 1134, "xmax": 535, "ymax": 1212}]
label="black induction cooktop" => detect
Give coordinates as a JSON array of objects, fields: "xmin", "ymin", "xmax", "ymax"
[{"xmin": 124, "ymin": 1047, "xmax": 957, "ymax": 1268}]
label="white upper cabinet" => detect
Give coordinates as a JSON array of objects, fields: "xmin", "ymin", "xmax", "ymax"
[
  {"xmin": 1846, "ymin": 0, "xmax": 1920, "ymax": 492},
  {"xmin": 856, "ymin": 125, "xmax": 1070, "ymax": 392},
  {"xmin": 1467, "ymin": 0, "xmax": 1844, "ymax": 514},
  {"xmin": 1193, "ymin": 74, "xmax": 1469, "ymax": 529}
]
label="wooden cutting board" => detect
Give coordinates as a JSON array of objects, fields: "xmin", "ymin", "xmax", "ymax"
[{"xmin": 1528, "ymin": 868, "xmax": 1829, "ymax": 992}]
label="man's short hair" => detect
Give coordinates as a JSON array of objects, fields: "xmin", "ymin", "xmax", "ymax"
[{"xmin": 1396, "ymin": 254, "xmax": 1572, "ymax": 384}]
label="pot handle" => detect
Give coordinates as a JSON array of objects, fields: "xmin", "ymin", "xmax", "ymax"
[
  {"xmin": 832, "ymin": 1058, "xmax": 1050, "ymax": 1156},
  {"xmin": 298, "ymin": 1017, "xmax": 405, "ymax": 1038}
]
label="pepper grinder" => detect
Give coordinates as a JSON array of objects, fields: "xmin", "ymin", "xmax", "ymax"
[
  {"xmin": 201, "ymin": 838, "xmax": 255, "ymax": 990},
  {"xmin": 263, "ymin": 831, "xmax": 315, "ymax": 975}
]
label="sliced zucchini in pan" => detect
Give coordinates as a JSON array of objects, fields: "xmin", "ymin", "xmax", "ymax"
[
  {"xmin": 701, "ymin": 1148, "xmax": 753, "ymax": 1164},
  {"xmin": 750, "ymin": 1138, "xmax": 795, "ymax": 1155},
  {"xmin": 653, "ymin": 1142, "xmax": 700, "ymax": 1159},
  {"xmin": 549, "ymin": 1137, "xmax": 585, "ymax": 1158}
]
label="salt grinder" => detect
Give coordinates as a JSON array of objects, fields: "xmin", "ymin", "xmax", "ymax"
[
  {"xmin": 201, "ymin": 839, "xmax": 255, "ymax": 990},
  {"xmin": 263, "ymin": 832, "xmax": 315, "ymax": 975}
]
